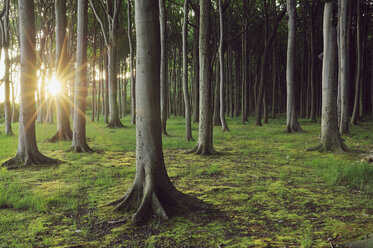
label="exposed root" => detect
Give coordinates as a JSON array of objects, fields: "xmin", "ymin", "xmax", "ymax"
[
  {"xmin": 2, "ymin": 152, "xmax": 60, "ymax": 168},
  {"xmin": 107, "ymin": 118, "xmax": 125, "ymax": 128},
  {"xmin": 188, "ymin": 144, "xmax": 218, "ymax": 156},
  {"xmin": 186, "ymin": 136, "xmax": 194, "ymax": 142},
  {"xmin": 112, "ymin": 178, "xmax": 208, "ymax": 224},
  {"xmin": 70, "ymin": 142, "xmax": 93, "ymax": 153},
  {"xmin": 222, "ymin": 126, "xmax": 230, "ymax": 132},
  {"xmin": 47, "ymin": 130, "xmax": 73, "ymax": 143},
  {"xmin": 306, "ymin": 142, "xmax": 352, "ymax": 153}
]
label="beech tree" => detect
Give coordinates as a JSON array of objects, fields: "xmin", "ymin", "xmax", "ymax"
[
  {"xmin": 110, "ymin": 0, "xmax": 205, "ymax": 223},
  {"xmin": 127, "ymin": 0, "xmax": 135, "ymax": 125},
  {"xmin": 189, "ymin": 0, "xmax": 217, "ymax": 155},
  {"xmin": 160, "ymin": 0, "xmax": 168, "ymax": 135},
  {"xmin": 72, "ymin": 0, "xmax": 92, "ymax": 153},
  {"xmin": 1, "ymin": 0, "xmax": 13, "ymax": 135},
  {"xmin": 48, "ymin": 0, "xmax": 73, "ymax": 142},
  {"xmin": 182, "ymin": 0, "xmax": 193, "ymax": 141},
  {"xmin": 308, "ymin": 0, "xmax": 347, "ymax": 152},
  {"xmin": 285, "ymin": 0, "xmax": 303, "ymax": 133},
  {"xmin": 3, "ymin": 0, "xmax": 57, "ymax": 167},
  {"xmin": 89, "ymin": 0, "xmax": 124, "ymax": 128}
]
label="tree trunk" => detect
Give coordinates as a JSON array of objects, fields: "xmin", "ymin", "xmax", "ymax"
[
  {"xmin": 213, "ymin": 59, "xmax": 221, "ymax": 126},
  {"xmin": 2, "ymin": 0, "xmax": 13, "ymax": 135},
  {"xmin": 192, "ymin": 18, "xmax": 199, "ymax": 123},
  {"xmin": 285, "ymin": 0, "xmax": 303, "ymax": 133},
  {"xmin": 351, "ymin": 0, "xmax": 362, "ymax": 125},
  {"xmin": 339, "ymin": 0, "xmax": 349, "ymax": 134},
  {"xmin": 104, "ymin": 54, "xmax": 109, "ymax": 124},
  {"xmin": 128, "ymin": 0, "xmax": 135, "ymax": 125},
  {"xmin": 308, "ymin": 1, "xmax": 347, "ymax": 152},
  {"xmin": 182, "ymin": 0, "xmax": 193, "ymax": 141},
  {"xmin": 72, "ymin": 0, "xmax": 92, "ymax": 152},
  {"xmin": 190, "ymin": 0, "xmax": 217, "ymax": 155},
  {"xmin": 111, "ymin": 0, "xmax": 205, "ymax": 224},
  {"xmin": 3, "ymin": 0, "xmax": 58, "ymax": 167},
  {"xmin": 159, "ymin": 0, "xmax": 168, "ymax": 135},
  {"xmin": 218, "ymin": 0, "xmax": 229, "ymax": 132},
  {"xmin": 48, "ymin": 0, "xmax": 73, "ymax": 142},
  {"xmin": 271, "ymin": 44, "xmax": 277, "ymax": 119},
  {"xmin": 97, "ymin": 55, "xmax": 101, "ymax": 121},
  {"xmin": 242, "ymin": 21, "xmax": 248, "ymax": 123}
]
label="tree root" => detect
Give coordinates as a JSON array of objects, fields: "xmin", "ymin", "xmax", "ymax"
[
  {"xmin": 47, "ymin": 130, "xmax": 73, "ymax": 143},
  {"xmin": 107, "ymin": 118, "xmax": 125, "ymax": 128},
  {"xmin": 187, "ymin": 144, "xmax": 218, "ymax": 155},
  {"xmin": 2, "ymin": 152, "xmax": 60, "ymax": 168},
  {"xmin": 70, "ymin": 142, "xmax": 93, "ymax": 153},
  {"xmin": 306, "ymin": 142, "xmax": 353, "ymax": 153},
  {"xmin": 111, "ymin": 181, "xmax": 208, "ymax": 224}
]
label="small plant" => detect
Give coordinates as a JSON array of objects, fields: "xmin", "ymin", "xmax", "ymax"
[{"xmin": 300, "ymin": 223, "xmax": 313, "ymax": 248}]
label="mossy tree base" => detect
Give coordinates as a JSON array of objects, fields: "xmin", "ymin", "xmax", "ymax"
[
  {"xmin": 188, "ymin": 144, "xmax": 218, "ymax": 156},
  {"xmin": 2, "ymin": 152, "xmax": 59, "ymax": 168},
  {"xmin": 47, "ymin": 130, "xmax": 73, "ymax": 143},
  {"xmin": 110, "ymin": 163, "xmax": 207, "ymax": 224}
]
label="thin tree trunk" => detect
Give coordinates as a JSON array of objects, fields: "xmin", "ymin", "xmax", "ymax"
[
  {"xmin": 286, "ymin": 0, "xmax": 303, "ymax": 133},
  {"xmin": 72, "ymin": 0, "xmax": 92, "ymax": 152},
  {"xmin": 339, "ymin": 0, "xmax": 349, "ymax": 134},
  {"xmin": 213, "ymin": 58, "xmax": 221, "ymax": 126},
  {"xmin": 182, "ymin": 0, "xmax": 193, "ymax": 141},
  {"xmin": 128, "ymin": 0, "xmax": 135, "ymax": 125},
  {"xmin": 192, "ymin": 19, "xmax": 199, "ymax": 123}
]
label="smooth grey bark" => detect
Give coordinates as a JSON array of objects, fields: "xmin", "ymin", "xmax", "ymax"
[
  {"xmin": 218, "ymin": 0, "xmax": 229, "ymax": 132},
  {"xmin": 182, "ymin": 0, "xmax": 193, "ymax": 141},
  {"xmin": 159, "ymin": 0, "xmax": 168, "ymax": 135},
  {"xmin": 192, "ymin": 12, "xmax": 199, "ymax": 123},
  {"xmin": 128, "ymin": 0, "xmax": 135, "ymax": 125},
  {"xmin": 189, "ymin": 0, "xmax": 217, "ymax": 155},
  {"xmin": 339, "ymin": 0, "xmax": 349, "ymax": 134},
  {"xmin": 48, "ymin": 0, "xmax": 73, "ymax": 142},
  {"xmin": 72, "ymin": 0, "xmax": 92, "ymax": 153},
  {"xmin": 90, "ymin": 0, "xmax": 123, "ymax": 128},
  {"xmin": 350, "ymin": 0, "xmax": 361, "ymax": 125},
  {"xmin": 308, "ymin": 1, "xmax": 347, "ymax": 152},
  {"xmin": 1, "ymin": 0, "xmax": 13, "ymax": 135},
  {"xmin": 285, "ymin": 0, "xmax": 303, "ymax": 133},
  {"xmin": 213, "ymin": 59, "xmax": 221, "ymax": 126},
  {"xmin": 3, "ymin": 0, "xmax": 58, "ymax": 167},
  {"xmin": 111, "ymin": 0, "xmax": 205, "ymax": 223}
]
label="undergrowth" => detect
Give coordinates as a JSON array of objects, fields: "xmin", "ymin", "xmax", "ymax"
[{"xmin": 0, "ymin": 115, "xmax": 372, "ymax": 247}]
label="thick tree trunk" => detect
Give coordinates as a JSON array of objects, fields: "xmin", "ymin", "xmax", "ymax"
[
  {"xmin": 128, "ymin": 0, "xmax": 135, "ymax": 125},
  {"xmin": 72, "ymin": 0, "xmax": 92, "ymax": 153},
  {"xmin": 48, "ymin": 0, "xmax": 73, "ymax": 142},
  {"xmin": 190, "ymin": 0, "xmax": 217, "ymax": 155},
  {"xmin": 111, "ymin": 0, "xmax": 205, "ymax": 223},
  {"xmin": 285, "ymin": 0, "xmax": 303, "ymax": 133},
  {"xmin": 308, "ymin": 2, "xmax": 347, "ymax": 152},
  {"xmin": 3, "ymin": 0, "xmax": 58, "ymax": 167},
  {"xmin": 159, "ymin": 0, "xmax": 168, "ymax": 135},
  {"xmin": 182, "ymin": 0, "xmax": 193, "ymax": 141},
  {"xmin": 339, "ymin": 0, "xmax": 349, "ymax": 134},
  {"xmin": 351, "ymin": 0, "xmax": 361, "ymax": 125}
]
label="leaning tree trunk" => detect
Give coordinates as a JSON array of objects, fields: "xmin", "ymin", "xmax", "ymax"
[
  {"xmin": 182, "ymin": 0, "xmax": 193, "ymax": 141},
  {"xmin": 218, "ymin": 0, "xmax": 229, "ymax": 132},
  {"xmin": 128, "ymin": 0, "xmax": 135, "ymax": 125},
  {"xmin": 159, "ymin": 0, "xmax": 168, "ymax": 135},
  {"xmin": 189, "ymin": 0, "xmax": 217, "ymax": 155},
  {"xmin": 110, "ymin": 0, "xmax": 206, "ymax": 224},
  {"xmin": 48, "ymin": 0, "xmax": 73, "ymax": 142},
  {"xmin": 339, "ymin": 0, "xmax": 349, "ymax": 134},
  {"xmin": 350, "ymin": 0, "xmax": 361, "ymax": 125},
  {"xmin": 72, "ymin": 0, "xmax": 92, "ymax": 153},
  {"xmin": 2, "ymin": 0, "xmax": 13, "ymax": 135},
  {"xmin": 285, "ymin": 0, "xmax": 303, "ymax": 133},
  {"xmin": 308, "ymin": 1, "xmax": 347, "ymax": 152},
  {"xmin": 3, "ymin": 0, "xmax": 58, "ymax": 167}
]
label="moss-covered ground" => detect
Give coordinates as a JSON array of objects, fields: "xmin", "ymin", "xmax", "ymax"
[{"xmin": 0, "ymin": 115, "xmax": 372, "ymax": 247}]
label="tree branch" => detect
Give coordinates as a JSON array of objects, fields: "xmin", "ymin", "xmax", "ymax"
[{"xmin": 89, "ymin": 0, "xmax": 109, "ymax": 46}]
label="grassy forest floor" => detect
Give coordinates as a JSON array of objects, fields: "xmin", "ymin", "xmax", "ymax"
[{"xmin": 0, "ymin": 115, "xmax": 372, "ymax": 247}]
